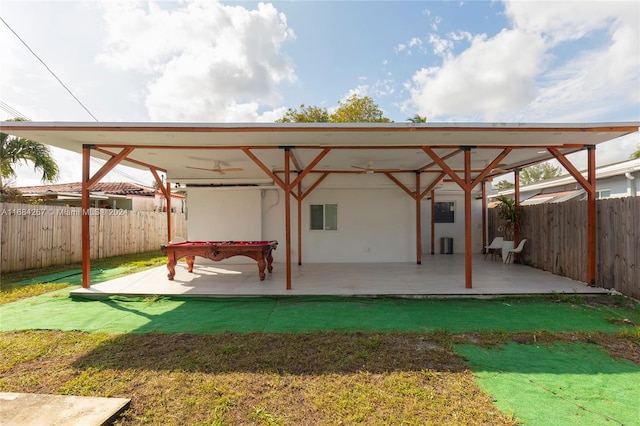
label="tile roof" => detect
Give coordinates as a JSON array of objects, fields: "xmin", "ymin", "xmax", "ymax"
[{"xmin": 17, "ymin": 182, "xmax": 157, "ymax": 197}]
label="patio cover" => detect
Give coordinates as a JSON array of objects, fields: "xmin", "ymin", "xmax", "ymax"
[{"xmin": 1, "ymin": 121, "xmax": 638, "ymax": 290}]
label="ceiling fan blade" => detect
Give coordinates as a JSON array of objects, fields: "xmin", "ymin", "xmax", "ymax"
[
  {"xmin": 186, "ymin": 166, "xmax": 243, "ymax": 175},
  {"xmin": 186, "ymin": 166, "xmax": 216, "ymax": 172},
  {"xmin": 351, "ymin": 165, "xmax": 367, "ymax": 170}
]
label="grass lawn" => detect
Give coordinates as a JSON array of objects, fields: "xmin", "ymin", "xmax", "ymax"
[
  {"xmin": 0, "ymin": 250, "xmax": 167, "ymax": 305},
  {"xmin": 1, "ymin": 253, "xmax": 639, "ymax": 425}
]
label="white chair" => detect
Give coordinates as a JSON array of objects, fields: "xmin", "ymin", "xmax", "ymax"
[
  {"xmin": 505, "ymin": 239, "xmax": 527, "ymax": 264},
  {"xmin": 484, "ymin": 237, "xmax": 504, "ymax": 260}
]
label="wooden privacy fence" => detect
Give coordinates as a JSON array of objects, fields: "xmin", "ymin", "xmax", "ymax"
[
  {"xmin": 1, "ymin": 203, "xmax": 187, "ymax": 273},
  {"xmin": 489, "ymin": 197, "xmax": 640, "ymax": 300}
]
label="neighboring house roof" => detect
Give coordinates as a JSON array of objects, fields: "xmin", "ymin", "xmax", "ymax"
[
  {"xmin": 492, "ymin": 158, "xmax": 640, "ymax": 203},
  {"xmin": 519, "ymin": 190, "xmax": 584, "ymax": 205},
  {"xmin": 17, "ymin": 182, "xmax": 184, "ymax": 198}
]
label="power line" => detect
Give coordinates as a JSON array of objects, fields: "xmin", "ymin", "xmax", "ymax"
[
  {"xmin": 0, "ymin": 100, "xmax": 31, "ymax": 121},
  {"xmin": 0, "ymin": 16, "xmax": 99, "ymax": 122}
]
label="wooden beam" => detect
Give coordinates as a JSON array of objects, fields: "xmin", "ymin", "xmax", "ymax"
[
  {"xmin": 95, "ymin": 147, "xmax": 166, "ymax": 172},
  {"xmin": 87, "ymin": 147, "xmax": 134, "ymax": 189},
  {"xmin": 10, "ymin": 122, "xmax": 638, "ymax": 135},
  {"xmin": 481, "ymin": 180, "xmax": 487, "ymax": 253},
  {"xmin": 547, "ymin": 147, "xmax": 595, "ymax": 192},
  {"xmin": 242, "ymin": 147, "xmax": 286, "ymax": 191},
  {"xmin": 471, "ymin": 148, "xmax": 513, "ymax": 188},
  {"xmin": 284, "ymin": 148, "xmax": 292, "ymax": 290},
  {"xmin": 549, "ymin": 146, "xmax": 597, "ymax": 285},
  {"xmin": 464, "ymin": 148, "xmax": 473, "ymax": 288},
  {"xmin": 430, "ymin": 190, "xmax": 435, "ymax": 255},
  {"xmin": 289, "ymin": 148, "xmax": 302, "ymax": 171},
  {"xmin": 586, "ymin": 146, "xmax": 596, "ymax": 285},
  {"xmin": 290, "ymin": 148, "xmax": 331, "ymax": 188},
  {"xmin": 422, "ymin": 147, "xmax": 468, "ymax": 189},
  {"xmin": 419, "ymin": 172, "xmax": 446, "ymax": 200},
  {"xmin": 416, "ymin": 172, "xmax": 422, "ymax": 264},
  {"xmin": 514, "ymin": 169, "xmax": 521, "ymax": 246},
  {"xmin": 383, "ymin": 172, "xmax": 417, "ymax": 200},
  {"xmin": 150, "ymin": 168, "xmax": 170, "ymax": 200},
  {"xmin": 300, "ymin": 172, "xmax": 329, "ymax": 200},
  {"xmin": 166, "ymin": 180, "xmax": 172, "ymax": 242},
  {"xmin": 297, "ymin": 181, "xmax": 302, "ymax": 266},
  {"xmin": 419, "ymin": 149, "xmax": 461, "ymax": 172},
  {"xmin": 81, "ymin": 145, "xmax": 91, "ymax": 288}
]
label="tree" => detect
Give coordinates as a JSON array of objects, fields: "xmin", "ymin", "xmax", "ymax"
[
  {"xmin": 407, "ymin": 114, "xmax": 427, "ymax": 123},
  {"xmin": 519, "ymin": 162, "xmax": 561, "ymax": 186},
  {"xmin": 1, "ymin": 118, "xmax": 60, "ymax": 191},
  {"xmin": 496, "ymin": 180, "xmax": 514, "ymax": 191},
  {"xmin": 328, "ymin": 94, "xmax": 391, "ymax": 123},
  {"xmin": 275, "ymin": 94, "xmax": 391, "ymax": 123},
  {"xmin": 275, "ymin": 104, "xmax": 329, "ymax": 123},
  {"xmin": 495, "ymin": 195, "xmax": 520, "ymax": 241},
  {"xmin": 631, "ymin": 144, "xmax": 640, "ymax": 159}
]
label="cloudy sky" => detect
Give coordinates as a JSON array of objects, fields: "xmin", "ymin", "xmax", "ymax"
[{"xmin": 1, "ymin": 0, "xmax": 638, "ymax": 186}]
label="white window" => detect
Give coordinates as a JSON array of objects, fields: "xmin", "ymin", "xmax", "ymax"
[
  {"xmin": 310, "ymin": 203, "xmax": 338, "ymax": 230},
  {"xmin": 596, "ymin": 189, "xmax": 610, "ymax": 199}
]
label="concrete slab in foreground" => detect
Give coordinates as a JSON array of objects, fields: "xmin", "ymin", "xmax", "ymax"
[{"xmin": 0, "ymin": 392, "xmax": 130, "ymax": 426}]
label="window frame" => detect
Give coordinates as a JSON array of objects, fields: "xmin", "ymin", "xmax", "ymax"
[
  {"xmin": 434, "ymin": 201, "xmax": 455, "ymax": 223},
  {"xmin": 309, "ymin": 202, "xmax": 338, "ymax": 231}
]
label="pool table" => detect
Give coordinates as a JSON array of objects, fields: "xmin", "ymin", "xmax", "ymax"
[{"xmin": 160, "ymin": 240, "xmax": 278, "ymax": 281}]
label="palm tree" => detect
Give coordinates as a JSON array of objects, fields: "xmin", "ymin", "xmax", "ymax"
[
  {"xmin": 1, "ymin": 118, "xmax": 59, "ymax": 190},
  {"xmin": 407, "ymin": 114, "xmax": 427, "ymax": 123},
  {"xmin": 632, "ymin": 144, "xmax": 640, "ymax": 159}
]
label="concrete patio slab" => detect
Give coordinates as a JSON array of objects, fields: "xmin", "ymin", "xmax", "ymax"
[
  {"xmin": 71, "ymin": 254, "xmax": 610, "ymax": 298},
  {"xmin": 0, "ymin": 392, "xmax": 130, "ymax": 426}
]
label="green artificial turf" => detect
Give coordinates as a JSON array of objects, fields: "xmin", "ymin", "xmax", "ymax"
[
  {"xmin": 0, "ymin": 290, "xmax": 638, "ymax": 335},
  {"xmin": 13, "ymin": 267, "xmax": 134, "ymax": 286},
  {"xmin": 456, "ymin": 341, "xmax": 640, "ymax": 425}
]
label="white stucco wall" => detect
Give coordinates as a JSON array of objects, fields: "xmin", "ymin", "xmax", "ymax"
[
  {"xmin": 186, "ymin": 187, "xmax": 262, "ymax": 241},
  {"xmin": 185, "ymin": 178, "xmax": 484, "ymax": 264},
  {"xmin": 421, "ymin": 194, "xmax": 483, "ymax": 255}
]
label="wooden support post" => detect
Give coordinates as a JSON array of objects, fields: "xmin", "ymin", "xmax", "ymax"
[
  {"xmin": 430, "ymin": 190, "xmax": 435, "ymax": 255},
  {"xmin": 587, "ymin": 146, "xmax": 596, "ymax": 285},
  {"xmin": 481, "ymin": 180, "xmax": 487, "ymax": 253},
  {"xmin": 297, "ymin": 178, "xmax": 302, "ymax": 266},
  {"xmin": 463, "ymin": 148, "xmax": 473, "ymax": 289},
  {"xmin": 547, "ymin": 146, "xmax": 597, "ymax": 285},
  {"xmin": 166, "ymin": 181, "xmax": 172, "ymax": 242},
  {"xmin": 514, "ymin": 169, "xmax": 521, "ymax": 246},
  {"xmin": 416, "ymin": 172, "xmax": 422, "ymax": 264},
  {"xmin": 81, "ymin": 145, "xmax": 91, "ymax": 288},
  {"xmin": 284, "ymin": 148, "xmax": 292, "ymax": 290}
]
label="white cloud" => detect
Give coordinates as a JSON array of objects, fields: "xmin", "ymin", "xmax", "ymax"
[
  {"xmin": 407, "ymin": 0, "xmax": 639, "ymax": 123},
  {"xmin": 427, "ymin": 33, "xmax": 456, "ymax": 59},
  {"xmin": 411, "ymin": 29, "xmax": 546, "ymax": 120},
  {"xmin": 97, "ymin": 0, "xmax": 296, "ymax": 122},
  {"xmin": 408, "ymin": 37, "xmax": 422, "ymax": 48}
]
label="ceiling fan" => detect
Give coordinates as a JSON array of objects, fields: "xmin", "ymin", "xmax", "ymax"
[
  {"xmin": 485, "ymin": 160, "xmax": 509, "ymax": 174},
  {"xmin": 491, "ymin": 163, "xmax": 510, "ymax": 174},
  {"xmin": 186, "ymin": 160, "xmax": 243, "ymax": 175},
  {"xmin": 351, "ymin": 160, "xmax": 399, "ymax": 174}
]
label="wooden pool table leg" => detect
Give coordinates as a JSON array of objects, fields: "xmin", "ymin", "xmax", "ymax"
[
  {"xmin": 166, "ymin": 253, "xmax": 177, "ymax": 280},
  {"xmin": 257, "ymin": 252, "xmax": 267, "ymax": 281},
  {"xmin": 266, "ymin": 250, "xmax": 274, "ymax": 273},
  {"xmin": 186, "ymin": 256, "xmax": 195, "ymax": 273}
]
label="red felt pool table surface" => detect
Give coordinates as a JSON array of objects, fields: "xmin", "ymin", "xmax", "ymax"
[{"xmin": 160, "ymin": 240, "xmax": 278, "ymax": 281}]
